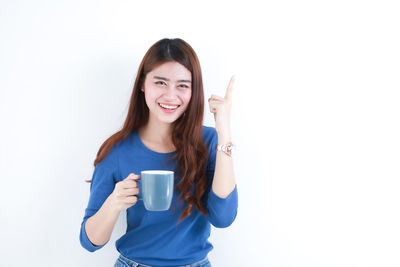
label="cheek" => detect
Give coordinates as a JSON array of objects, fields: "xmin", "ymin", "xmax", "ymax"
[
  {"xmin": 144, "ymin": 88, "xmax": 159, "ymax": 103},
  {"xmin": 182, "ymin": 91, "xmax": 192, "ymax": 105}
]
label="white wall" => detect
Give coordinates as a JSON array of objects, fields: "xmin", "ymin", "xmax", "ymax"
[{"xmin": 1, "ymin": 0, "xmax": 399, "ymax": 266}]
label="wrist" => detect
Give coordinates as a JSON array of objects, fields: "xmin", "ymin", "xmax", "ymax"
[
  {"xmin": 106, "ymin": 193, "xmax": 123, "ymax": 213},
  {"xmin": 217, "ymin": 130, "xmax": 231, "ymax": 143},
  {"xmin": 218, "ymin": 136, "xmax": 231, "ymax": 146},
  {"xmin": 216, "ymin": 141, "xmax": 234, "ymax": 157}
]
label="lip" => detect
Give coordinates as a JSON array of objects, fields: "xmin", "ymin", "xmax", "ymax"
[
  {"xmin": 158, "ymin": 102, "xmax": 180, "ymax": 113},
  {"xmin": 158, "ymin": 102, "xmax": 180, "ymax": 106}
]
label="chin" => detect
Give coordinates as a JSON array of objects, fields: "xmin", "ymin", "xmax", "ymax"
[
  {"xmin": 150, "ymin": 107, "xmax": 186, "ymax": 124},
  {"xmin": 158, "ymin": 114, "xmax": 183, "ymax": 124}
]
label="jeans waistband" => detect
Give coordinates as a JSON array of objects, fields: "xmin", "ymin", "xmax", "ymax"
[{"xmin": 117, "ymin": 254, "xmax": 210, "ymax": 267}]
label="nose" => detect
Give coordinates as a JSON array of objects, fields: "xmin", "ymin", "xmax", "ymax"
[{"xmin": 163, "ymin": 85, "xmax": 177, "ymax": 99}]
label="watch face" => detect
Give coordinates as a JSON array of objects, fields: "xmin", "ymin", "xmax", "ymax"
[{"xmin": 216, "ymin": 143, "xmax": 234, "ymax": 156}]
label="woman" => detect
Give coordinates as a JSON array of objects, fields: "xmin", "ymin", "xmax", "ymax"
[{"xmin": 79, "ymin": 38, "xmax": 238, "ymax": 267}]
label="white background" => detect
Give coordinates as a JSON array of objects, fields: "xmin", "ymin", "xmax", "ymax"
[{"xmin": 1, "ymin": 0, "xmax": 399, "ymax": 266}]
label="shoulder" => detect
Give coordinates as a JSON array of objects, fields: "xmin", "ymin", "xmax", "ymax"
[
  {"xmin": 202, "ymin": 125, "xmax": 218, "ymax": 158},
  {"xmin": 202, "ymin": 125, "xmax": 218, "ymax": 145},
  {"xmin": 202, "ymin": 126, "xmax": 218, "ymax": 171},
  {"xmin": 96, "ymin": 134, "xmax": 131, "ymax": 169}
]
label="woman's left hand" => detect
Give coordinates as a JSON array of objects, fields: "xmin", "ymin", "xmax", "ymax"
[{"xmin": 208, "ymin": 76, "xmax": 235, "ymax": 138}]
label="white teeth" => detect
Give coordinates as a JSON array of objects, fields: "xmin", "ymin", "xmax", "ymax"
[{"xmin": 159, "ymin": 103, "xmax": 179, "ymax": 109}]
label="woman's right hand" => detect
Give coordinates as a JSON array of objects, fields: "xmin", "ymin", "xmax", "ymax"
[{"xmin": 109, "ymin": 173, "xmax": 140, "ymax": 211}]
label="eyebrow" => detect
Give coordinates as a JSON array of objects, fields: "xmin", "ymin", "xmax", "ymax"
[{"xmin": 153, "ymin": 76, "xmax": 191, "ymax": 83}]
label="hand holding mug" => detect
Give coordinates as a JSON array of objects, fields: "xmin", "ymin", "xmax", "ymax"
[
  {"xmin": 109, "ymin": 171, "xmax": 174, "ymax": 212},
  {"xmin": 110, "ymin": 173, "xmax": 140, "ymax": 211}
]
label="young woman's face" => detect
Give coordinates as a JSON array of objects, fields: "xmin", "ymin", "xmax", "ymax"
[{"xmin": 143, "ymin": 61, "xmax": 192, "ymax": 125}]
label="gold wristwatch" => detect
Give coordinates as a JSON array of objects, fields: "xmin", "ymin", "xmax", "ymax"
[{"xmin": 216, "ymin": 142, "xmax": 234, "ymax": 157}]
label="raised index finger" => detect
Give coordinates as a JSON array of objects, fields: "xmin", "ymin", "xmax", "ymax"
[{"xmin": 224, "ymin": 75, "xmax": 235, "ymax": 100}]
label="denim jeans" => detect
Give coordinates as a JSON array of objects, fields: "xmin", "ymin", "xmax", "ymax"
[{"xmin": 114, "ymin": 254, "xmax": 211, "ymax": 267}]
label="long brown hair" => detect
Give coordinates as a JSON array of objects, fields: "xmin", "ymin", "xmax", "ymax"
[{"xmin": 92, "ymin": 38, "xmax": 208, "ymax": 221}]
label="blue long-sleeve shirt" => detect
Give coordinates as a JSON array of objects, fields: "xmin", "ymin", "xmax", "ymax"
[{"xmin": 79, "ymin": 126, "xmax": 238, "ymax": 266}]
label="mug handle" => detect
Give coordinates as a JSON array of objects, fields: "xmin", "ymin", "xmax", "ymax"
[{"xmin": 136, "ymin": 178, "xmax": 143, "ymax": 201}]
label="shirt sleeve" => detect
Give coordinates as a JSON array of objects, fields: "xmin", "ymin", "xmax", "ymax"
[
  {"xmin": 205, "ymin": 127, "xmax": 239, "ymax": 228},
  {"xmin": 79, "ymin": 149, "xmax": 119, "ymax": 252}
]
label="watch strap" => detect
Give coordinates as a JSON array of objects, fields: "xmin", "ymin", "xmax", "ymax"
[{"xmin": 216, "ymin": 142, "xmax": 234, "ymax": 157}]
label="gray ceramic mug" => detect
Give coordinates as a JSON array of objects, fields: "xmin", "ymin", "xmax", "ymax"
[{"xmin": 138, "ymin": 170, "xmax": 174, "ymax": 211}]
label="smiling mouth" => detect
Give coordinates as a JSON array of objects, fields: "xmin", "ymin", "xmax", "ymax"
[{"xmin": 158, "ymin": 103, "xmax": 180, "ymax": 110}]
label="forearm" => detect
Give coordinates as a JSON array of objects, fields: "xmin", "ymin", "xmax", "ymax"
[
  {"xmin": 211, "ymin": 131, "xmax": 236, "ymax": 198},
  {"xmin": 84, "ymin": 195, "xmax": 120, "ymax": 246}
]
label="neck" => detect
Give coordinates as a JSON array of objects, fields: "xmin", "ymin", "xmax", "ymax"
[{"xmin": 139, "ymin": 115, "xmax": 174, "ymax": 145}]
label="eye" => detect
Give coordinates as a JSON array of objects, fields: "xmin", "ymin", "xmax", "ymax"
[
  {"xmin": 178, "ymin": 84, "xmax": 190, "ymax": 89},
  {"xmin": 155, "ymin": 81, "xmax": 167, "ymax": 86}
]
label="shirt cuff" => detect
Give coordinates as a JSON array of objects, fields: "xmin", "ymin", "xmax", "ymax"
[
  {"xmin": 79, "ymin": 219, "xmax": 106, "ymax": 252},
  {"xmin": 209, "ymin": 185, "xmax": 237, "ymax": 201},
  {"xmin": 207, "ymin": 185, "xmax": 238, "ymax": 228}
]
